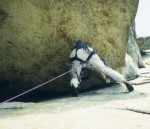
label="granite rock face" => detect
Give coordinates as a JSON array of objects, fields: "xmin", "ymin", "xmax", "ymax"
[
  {"xmin": 127, "ymin": 27, "xmax": 145, "ymax": 68},
  {"xmin": 122, "ymin": 24, "xmax": 145, "ymax": 80},
  {"xmin": 0, "ymin": 0, "xmax": 139, "ymax": 99},
  {"xmin": 122, "ymin": 53, "xmax": 140, "ymax": 80}
]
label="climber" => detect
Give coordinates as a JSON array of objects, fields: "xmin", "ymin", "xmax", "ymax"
[{"xmin": 69, "ymin": 40, "xmax": 134, "ymax": 97}]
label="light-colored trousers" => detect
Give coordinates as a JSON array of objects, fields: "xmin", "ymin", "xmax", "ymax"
[{"xmin": 70, "ymin": 54, "xmax": 125, "ymax": 87}]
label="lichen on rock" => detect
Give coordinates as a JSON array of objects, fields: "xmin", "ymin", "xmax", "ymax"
[{"xmin": 0, "ymin": 0, "xmax": 139, "ymax": 99}]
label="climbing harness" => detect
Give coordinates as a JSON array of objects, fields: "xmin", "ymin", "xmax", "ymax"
[
  {"xmin": 70, "ymin": 45, "xmax": 96, "ymax": 64},
  {"xmin": 0, "ymin": 64, "xmax": 81, "ymax": 105}
]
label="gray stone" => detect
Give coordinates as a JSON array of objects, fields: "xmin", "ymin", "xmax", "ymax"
[
  {"xmin": 122, "ymin": 54, "xmax": 140, "ymax": 80},
  {"xmin": 127, "ymin": 29, "xmax": 145, "ymax": 68},
  {"xmin": 136, "ymin": 37, "xmax": 150, "ymax": 50}
]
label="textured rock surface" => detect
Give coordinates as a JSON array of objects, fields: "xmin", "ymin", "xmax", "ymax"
[
  {"xmin": 122, "ymin": 54, "xmax": 140, "ymax": 80},
  {"xmin": 127, "ymin": 28, "xmax": 145, "ymax": 68},
  {"xmin": 0, "ymin": 0, "xmax": 139, "ymax": 99},
  {"xmin": 136, "ymin": 37, "xmax": 150, "ymax": 50}
]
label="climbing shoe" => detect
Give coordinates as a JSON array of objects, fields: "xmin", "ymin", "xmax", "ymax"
[
  {"xmin": 70, "ymin": 85, "xmax": 78, "ymax": 97},
  {"xmin": 124, "ymin": 81, "xmax": 134, "ymax": 92}
]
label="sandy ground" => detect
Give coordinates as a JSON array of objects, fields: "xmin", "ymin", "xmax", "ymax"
[{"xmin": 0, "ymin": 51, "xmax": 150, "ymax": 129}]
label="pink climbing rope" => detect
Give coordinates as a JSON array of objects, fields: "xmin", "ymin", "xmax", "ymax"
[{"xmin": 0, "ymin": 66, "xmax": 78, "ymax": 105}]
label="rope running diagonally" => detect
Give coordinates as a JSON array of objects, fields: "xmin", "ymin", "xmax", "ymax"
[{"xmin": 0, "ymin": 65, "xmax": 80, "ymax": 105}]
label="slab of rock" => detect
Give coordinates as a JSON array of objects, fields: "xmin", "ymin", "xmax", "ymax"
[{"xmin": 127, "ymin": 32, "xmax": 145, "ymax": 68}]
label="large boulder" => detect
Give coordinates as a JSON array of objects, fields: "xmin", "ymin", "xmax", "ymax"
[{"xmin": 0, "ymin": 0, "xmax": 139, "ymax": 99}]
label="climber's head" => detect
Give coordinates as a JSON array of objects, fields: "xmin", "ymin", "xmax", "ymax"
[{"xmin": 75, "ymin": 40, "xmax": 84, "ymax": 49}]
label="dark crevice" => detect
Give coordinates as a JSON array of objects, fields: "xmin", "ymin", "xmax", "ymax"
[{"xmin": 0, "ymin": 83, "xmax": 114, "ymax": 103}]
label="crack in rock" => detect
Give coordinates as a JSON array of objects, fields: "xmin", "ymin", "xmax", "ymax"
[
  {"xmin": 118, "ymin": 108, "xmax": 150, "ymax": 115},
  {"xmin": 131, "ymin": 81, "xmax": 150, "ymax": 85}
]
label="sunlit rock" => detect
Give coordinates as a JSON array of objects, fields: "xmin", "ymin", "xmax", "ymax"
[
  {"xmin": 122, "ymin": 53, "xmax": 140, "ymax": 80},
  {"xmin": 127, "ymin": 27, "xmax": 145, "ymax": 68}
]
